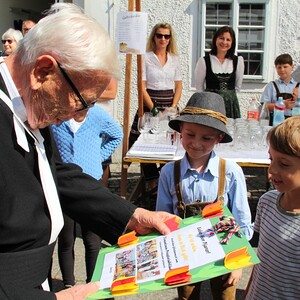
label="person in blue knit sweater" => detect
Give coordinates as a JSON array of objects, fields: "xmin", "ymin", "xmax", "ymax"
[{"xmin": 51, "ymin": 105, "xmax": 123, "ymax": 287}]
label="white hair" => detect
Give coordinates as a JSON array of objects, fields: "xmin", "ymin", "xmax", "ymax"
[
  {"xmin": 15, "ymin": 3, "xmax": 119, "ymax": 77},
  {"xmin": 2, "ymin": 28, "xmax": 23, "ymax": 44}
]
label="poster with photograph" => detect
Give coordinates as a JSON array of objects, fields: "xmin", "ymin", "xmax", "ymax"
[
  {"xmin": 98, "ymin": 218, "xmax": 225, "ymax": 290},
  {"xmin": 116, "ymin": 11, "xmax": 148, "ymax": 54},
  {"xmin": 88, "ymin": 210, "xmax": 259, "ymax": 299}
]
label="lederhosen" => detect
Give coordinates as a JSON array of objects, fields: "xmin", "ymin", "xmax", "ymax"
[
  {"xmin": 204, "ymin": 53, "xmax": 241, "ymax": 119},
  {"xmin": 174, "ymin": 158, "xmax": 237, "ymax": 300}
]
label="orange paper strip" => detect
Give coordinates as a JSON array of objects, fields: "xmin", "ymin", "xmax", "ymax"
[
  {"xmin": 111, "ymin": 276, "xmax": 138, "ymax": 294},
  {"xmin": 202, "ymin": 201, "xmax": 223, "ymax": 218},
  {"xmin": 224, "ymin": 246, "xmax": 252, "ymax": 270},
  {"xmin": 118, "ymin": 231, "xmax": 139, "ymax": 248},
  {"xmin": 164, "ymin": 265, "xmax": 191, "ymax": 286}
]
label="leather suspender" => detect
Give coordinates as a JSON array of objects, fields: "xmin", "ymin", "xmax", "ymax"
[
  {"xmin": 272, "ymin": 81, "xmax": 300, "ymax": 98},
  {"xmin": 174, "ymin": 158, "xmax": 226, "ymax": 218}
]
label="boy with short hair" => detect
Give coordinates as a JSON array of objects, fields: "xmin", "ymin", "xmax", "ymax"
[
  {"xmin": 261, "ymin": 53, "xmax": 299, "ymax": 118},
  {"xmin": 156, "ymin": 92, "xmax": 253, "ymax": 300},
  {"xmin": 245, "ymin": 116, "xmax": 300, "ymax": 299}
]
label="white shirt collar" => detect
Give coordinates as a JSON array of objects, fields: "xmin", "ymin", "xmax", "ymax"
[{"xmin": 0, "ymin": 57, "xmax": 30, "ymax": 151}]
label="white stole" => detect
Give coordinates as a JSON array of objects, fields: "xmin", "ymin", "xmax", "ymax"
[{"xmin": 0, "ymin": 58, "xmax": 64, "ymax": 290}]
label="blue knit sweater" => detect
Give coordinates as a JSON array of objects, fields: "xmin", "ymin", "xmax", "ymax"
[{"xmin": 51, "ymin": 106, "xmax": 123, "ymax": 180}]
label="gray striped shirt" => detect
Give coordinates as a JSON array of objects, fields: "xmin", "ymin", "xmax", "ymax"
[{"xmin": 246, "ymin": 190, "xmax": 300, "ymax": 299}]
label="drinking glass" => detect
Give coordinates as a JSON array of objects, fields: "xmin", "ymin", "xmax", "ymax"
[
  {"xmin": 137, "ymin": 112, "xmax": 151, "ymax": 141},
  {"xmin": 249, "ymin": 125, "xmax": 262, "ymax": 150},
  {"xmin": 260, "ymin": 126, "xmax": 272, "ymax": 149},
  {"xmin": 150, "ymin": 115, "xmax": 160, "ymax": 134},
  {"xmin": 235, "ymin": 128, "xmax": 249, "ymax": 150}
]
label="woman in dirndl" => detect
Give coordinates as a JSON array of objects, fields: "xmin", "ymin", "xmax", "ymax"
[
  {"xmin": 194, "ymin": 26, "xmax": 244, "ymax": 118},
  {"xmin": 129, "ymin": 22, "xmax": 182, "ymax": 195}
]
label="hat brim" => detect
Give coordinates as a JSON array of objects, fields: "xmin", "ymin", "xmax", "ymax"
[{"xmin": 169, "ymin": 114, "xmax": 233, "ymax": 143}]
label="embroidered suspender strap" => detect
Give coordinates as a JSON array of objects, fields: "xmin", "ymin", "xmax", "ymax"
[
  {"xmin": 272, "ymin": 81, "xmax": 280, "ymax": 97},
  {"xmin": 272, "ymin": 81, "xmax": 298, "ymax": 101},
  {"xmin": 217, "ymin": 158, "xmax": 226, "ymax": 205},
  {"xmin": 174, "ymin": 159, "xmax": 185, "ymax": 218},
  {"xmin": 174, "ymin": 158, "xmax": 226, "ymax": 219}
]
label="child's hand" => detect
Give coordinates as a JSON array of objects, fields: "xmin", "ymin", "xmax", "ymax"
[
  {"xmin": 222, "ymin": 269, "xmax": 243, "ymax": 287},
  {"xmin": 284, "ymin": 98, "xmax": 296, "ymax": 109},
  {"xmin": 293, "ymin": 87, "xmax": 299, "ymax": 101}
]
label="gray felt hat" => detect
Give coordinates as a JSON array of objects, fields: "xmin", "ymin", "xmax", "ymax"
[{"xmin": 169, "ymin": 92, "xmax": 232, "ymax": 143}]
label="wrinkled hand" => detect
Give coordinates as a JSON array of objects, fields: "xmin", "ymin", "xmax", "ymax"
[
  {"xmin": 127, "ymin": 208, "xmax": 179, "ymax": 235},
  {"xmin": 222, "ymin": 269, "xmax": 242, "ymax": 287},
  {"xmin": 55, "ymin": 282, "xmax": 99, "ymax": 300}
]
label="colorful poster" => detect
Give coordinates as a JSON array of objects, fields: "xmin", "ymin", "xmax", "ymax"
[
  {"xmin": 88, "ymin": 211, "xmax": 259, "ymax": 299},
  {"xmin": 99, "ymin": 219, "xmax": 224, "ymax": 289}
]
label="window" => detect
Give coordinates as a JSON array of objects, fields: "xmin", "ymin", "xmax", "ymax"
[{"xmin": 200, "ymin": 0, "xmax": 269, "ymax": 80}]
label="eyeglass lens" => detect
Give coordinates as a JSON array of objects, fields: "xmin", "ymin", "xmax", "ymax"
[
  {"xmin": 155, "ymin": 33, "xmax": 171, "ymax": 40},
  {"xmin": 2, "ymin": 39, "xmax": 14, "ymax": 44}
]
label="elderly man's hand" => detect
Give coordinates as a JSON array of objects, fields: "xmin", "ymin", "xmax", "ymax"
[
  {"xmin": 126, "ymin": 207, "xmax": 179, "ymax": 235},
  {"xmin": 55, "ymin": 282, "xmax": 100, "ymax": 300}
]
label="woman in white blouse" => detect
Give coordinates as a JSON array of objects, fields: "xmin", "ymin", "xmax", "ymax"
[
  {"xmin": 142, "ymin": 22, "xmax": 182, "ymax": 111},
  {"xmin": 194, "ymin": 26, "xmax": 244, "ymax": 118},
  {"xmin": 129, "ymin": 22, "xmax": 182, "ymax": 195}
]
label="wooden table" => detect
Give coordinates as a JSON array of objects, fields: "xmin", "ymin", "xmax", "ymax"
[{"xmin": 120, "ymin": 140, "xmax": 270, "ymax": 200}]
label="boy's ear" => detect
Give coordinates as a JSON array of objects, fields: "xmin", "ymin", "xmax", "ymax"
[
  {"xmin": 30, "ymin": 55, "xmax": 57, "ymax": 90},
  {"xmin": 218, "ymin": 134, "xmax": 225, "ymax": 143},
  {"xmin": 179, "ymin": 122, "xmax": 183, "ymax": 132}
]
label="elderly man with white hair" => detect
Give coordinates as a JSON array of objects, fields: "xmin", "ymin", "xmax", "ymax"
[{"xmin": 0, "ymin": 3, "xmax": 174, "ymax": 300}]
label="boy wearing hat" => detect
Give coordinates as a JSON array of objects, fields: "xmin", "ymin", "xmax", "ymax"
[{"xmin": 156, "ymin": 92, "xmax": 253, "ymax": 300}]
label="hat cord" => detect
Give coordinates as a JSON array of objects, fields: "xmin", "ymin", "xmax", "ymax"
[{"xmin": 181, "ymin": 106, "xmax": 227, "ymax": 124}]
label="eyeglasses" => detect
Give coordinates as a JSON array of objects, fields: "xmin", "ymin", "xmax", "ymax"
[
  {"xmin": 1, "ymin": 39, "xmax": 14, "ymax": 45},
  {"xmin": 155, "ymin": 33, "xmax": 171, "ymax": 40},
  {"xmin": 57, "ymin": 63, "xmax": 97, "ymax": 112}
]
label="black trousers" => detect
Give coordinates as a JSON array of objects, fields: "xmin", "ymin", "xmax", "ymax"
[{"xmin": 57, "ymin": 213, "xmax": 101, "ymax": 285}]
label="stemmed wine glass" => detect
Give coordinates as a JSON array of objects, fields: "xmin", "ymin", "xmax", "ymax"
[{"xmin": 137, "ymin": 112, "xmax": 151, "ymax": 141}]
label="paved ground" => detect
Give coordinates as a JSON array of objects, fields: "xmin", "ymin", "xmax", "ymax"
[{"xmin": 52, "ymin": 163, "xmax": 266, "ymax": 299}]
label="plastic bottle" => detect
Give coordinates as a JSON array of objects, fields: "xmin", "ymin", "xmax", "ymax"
[
  {"xmin": 292, "ymin": 97, "xmax": 300, "ymax": 116},
  {"xmin": 259, "ymin": 102, "xmax": 270, "ymax": 126},
  {"xmin": 247, "ymin": 98, "xmax": 260, "ymax": 120},
  {"xmin": 273, "ymin": 96, "xmax": 286, "ymax": 126}
]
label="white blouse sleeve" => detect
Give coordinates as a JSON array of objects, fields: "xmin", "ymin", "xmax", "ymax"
[
  {"xmin": 235, "ymin": 56, "xmax": 244, "ymax": 91},
  {"xmin": 194, "ymin": 57, "xmax": 206, "ymax": 91}
]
